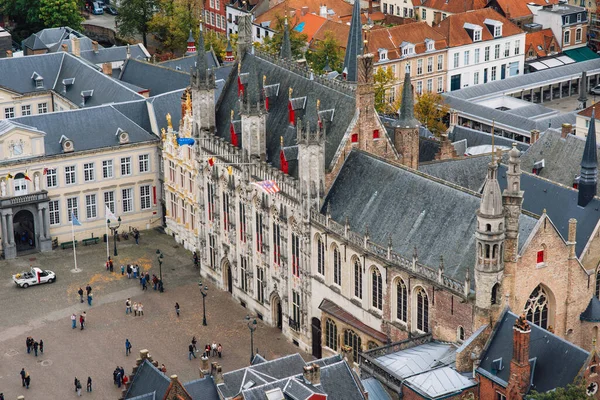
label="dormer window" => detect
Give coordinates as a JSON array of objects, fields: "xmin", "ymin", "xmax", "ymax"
[
  {"xmin": 32, "ymin": 72, "xmax": 44, "ymax": 89},
  {"xmin": 464, "ymin": 23, "xmax": 482, "ymax": 42},
  {"xmin": 378, "ymin": 48, "xmax": 388, "ymax": 60},
  {"xmin": 401, "ymin": 42, "xmax": 415, "ymax": 56},
  {"xmin": 484, "ymin": 18, "xmax": 503, "ymax": 38},
  {"xmin": 425, "ymin": 39, "xmax": 435, "ymax": 51},
  {"xmin": 577, "ymin": 13, "xmax": 582, "ymax": 22}
]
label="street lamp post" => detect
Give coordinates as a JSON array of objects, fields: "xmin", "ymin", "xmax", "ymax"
[
  {"xmin": 199, "ymin": 281, "xmax": 208, "ymax": 326},
  {"xmin": 107, "ymin": 217, "xmax": 122, "ymax": 257},
  {"xmin": 156, "ymin": 249, "xmax": 164, "ymax": 292},
  {"xmin": 246, "ymin": 316, "xmax": 257, "ymax": 363}
]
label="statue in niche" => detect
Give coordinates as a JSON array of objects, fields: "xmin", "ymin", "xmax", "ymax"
[
  {"xmin": 0, "ymin": 180, "xmax": 6, "ymax": 197},
  {"xmin": 34, "ymin": 175, "xmax": 40, "ymax": 192}
]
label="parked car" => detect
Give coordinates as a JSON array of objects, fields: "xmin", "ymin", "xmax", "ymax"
[
  {"xmin": 12, "ymin": 267, "xmax": 56, "ymax": 288},
  {"xmin": 105, "ymin": 5, "xmax": 118, "ymax": 14},
  {"xmin": 92, "ymin": 2, "xmax": 104, "ymax": 14}
]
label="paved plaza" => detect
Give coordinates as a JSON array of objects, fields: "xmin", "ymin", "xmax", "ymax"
[{"xmin": 0, "ymin": 230, "xmax": 308, "ymax": 399}]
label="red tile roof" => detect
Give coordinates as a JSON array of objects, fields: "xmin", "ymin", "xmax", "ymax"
[
  {"xmin": 366, "ymin": 21, "xmax": 448, "ymax": 61},
  {"xmin": 421, "ymin": 0, "xmax": 487, "ymax": 14},
  {"xmin": 525, "ymin": 28, "xmax": 559, "ymax": 58},
  {"xmin": 489, "ymin": 0, "xmax": 560, "ymax": 19},
  {"xmin": 311, "ymin": 20, "xmax": 351, "ymax": 49},
  {"xmin": 434, "ymin": 8, "xmax": 524, "ymax": 48},
  {"xmin": 255, "ymin": 0, "xmax": 352, "ymax": 24}
]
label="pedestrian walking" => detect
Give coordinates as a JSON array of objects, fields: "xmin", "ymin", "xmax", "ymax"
[
  {"xmin": 24, "ymin": 372, "xmax": 30, "ymax": 389},
  {"xmin": 121, "ymin": 265, "xmax": 125, "ymax": 275},
  {"xmin": 133, "ymin": 265, "xmax": 138, "ymax": 279},
  {"xmin": 133, "ymin": 302, "xmax": 138, "ymax": 316},
  {"xmin": 152, "ymin": 274, "xmax": 158, "ymax": 290},
  {"xmin": 204, "ymin": 344, "xmax": 211, "ymax": 358},
  {"xmin": 126, "ymin": 298, "xmax": 132, "ymax": 314},
  {"xmin": 33, "ymin": 340, "xmax": 38, "ymax": 356},
  {"xmin": 71, "ymin": 313, "xmax": 77, "ymax": 329},
  {"xmin": 113, "ymin": 368, "xmax": 118, "ymax": 385},
  {"xmin": 20, "ymin": 368, "xmax": 26, "ymax": 386},
  {"xmin": 109, "ymin": 259, "xmax": 114, "ymax": 272},
  {"xmin": 116, "ymin": 370, "xmax": 122, "ymax": 388},
  {"xmin": 122, "ymin": 374, "xmax": 129, "ymax": 386},
  {"xmin": 106, "ymin": 259, "xmax": 110, "ymax": 271},
  {"xmin": 125, "ymin": 339, "xmax": 132, "ymax": 356},
  {"xmin": 85, "ymin": 284, "xmax": 92, "ymax": 296},
  {"xmin": 80, "ymin": 312, "xmax": 86, "ymax": 330},
  {"xmin": 138, "ymin": 303, "xmax": 144, "ymax": 316},
  {"xmin": 76, "ymin": 378, "xmax": 82, "ymax": 396},
  {"xmin": 218, "ymin": 343, "xmax": 222, "ymax": 358},
  {"xmin": 193, "ymin": 251, "xmax": 199, "ymax": 267},
  {"xmin": 1, "ymin": 391, "xmax": 4, "ymax": 400},
  {"xmin": 175, "ymin": 302, "xmax": 180, "ymax": 317},
  {"xmin": 87, "ymin": 377, "xmax": 92, "ymax": 392},
  {"xmin": 74, "ymin": 377, "xmax": 79, "ymax": 392},
  {"xmin": 78, "ymin": 287, "xmax": 84, "ymax": 303},
  {"xmin": 212, "ymin": 342, "xmax": 217, "ymax": 357},
  {"xmin": 87, "ymin": 292, "xmax": 93, "ymax": 306},
  {"xmin": 160, "ymin": 364, "xmax": 167, "ymax": 374},
  {"xmin": 141, "ymin": 276, "xmax": 147, "ymax": 290},
  {"xmin": 39, "ymin": 339, "xmax": 43, "ymax": 354},
  {"xmin": 191, "ymin": 336, "xmax": 197, "ymax": 352},
  {"xmin": 26, "ymin": 337, "xmax": 31, "ymax": 354},
  {"xmin": 134, "ymin": 229, "xmax": 140, "ymax": 245},
  {"xmin": 188, "ymin": 343, "xmax": 197, "ymax": 360},
  {"xmin": 127, "ymin": 265, "xmax": 132, "ymax": 278}
]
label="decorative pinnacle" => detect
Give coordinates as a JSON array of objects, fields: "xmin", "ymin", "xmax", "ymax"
[
  {"xmin": 316, "ymin": 99, "xmax": 320, "ymax": 111},
  {"xmin": 263, "ymin": 75, "xmax": 267, "ymax": 86},
  {"xmin": 238, "ymin": 62, "xmax": 241, "ymax": 74},
  {"xmin": 280, "ymin": 136, "xmax": 284, "ymax": 146},
  {"xmin": 388, "ymin": 234, "xmax": 392, "ymax": 248},
  {"xmin": 439, "ymin": 255, "xmax": 444, "ymax": 269},
  {"xmin": 289, "ymin": 87, "xmax": 293, "ymax": 98},
  {"xmin": 413, "ymin": 246, "xmax": 417, "ymax": 259},
  {"xmin": 230, "ymin": 109, "xmax": 234, "ymax": 120}
]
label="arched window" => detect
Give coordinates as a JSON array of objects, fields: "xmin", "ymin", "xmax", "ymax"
[
  {"xmin": 415, "ymin": 287, "xmax": 429, "ymax": 333},
  {"xmin": 13, "ymin": 172, "xmax": 27, "ymax": 196},
  {"xmin": 317, "ymin": 236, "xmax": 325, "ymax": 276},
  {"xmin": 325, "ymin": 318, "xmax": 338, "ymax": 350},
  {"xmin": 491, "ymin": 283, "xmax": 500, "ymax": 305},
  {"xmin": 524, "ymin": 285, "xmax": 551, "ymax": 329},
  {"xmin": 486, "ymin": 224, "xmax": 491, "ymax": 232},
  {"xmin": 596, "ymin": 268, "xmax": 600, "ymax": 299},
  {"xmin": 492, "ymin": 244, "xmax": 498, "ymax": 259},
  {"xmin": 457, "ymin": 326, "xmax": 465, "ymax": 342},
  {"xmin": 354, "ymin": 259, "xmax": 362, "ymax": 299},
  {"xmin": 344, "ymin": 329, "xmax": 362, "ymax": 362},
  {"xmin": 485, "ymin": 245, "xmax": 490, "ymax": 259},
  {"xmin": 372, "ymin": 268, "xmax": 382, "ymax": 310},
  {"xmin": 333, "ymin": 246, "xmax": 341, "ymax": 286},
  {"xmin": 396, "ymin": 278, "xmax": 408, "ymax": 323}
]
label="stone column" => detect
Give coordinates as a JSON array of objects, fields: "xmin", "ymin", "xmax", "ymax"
[
  {"xmin": 559, "ymin": 81, "xmax": 563, "ymax": 98},
  {"xmin": 7, "ymin": 212, "xmax": 14, "ymax": 245},
  {"xmin": 1, "ymin": 211, "xmax": 7, "ymax": 248},
  {"xmin": 44, "ymin": 207, "xmax": 50, "ymax": 239},
  {"xmin": 37, "ymin": 207, "xmax": 45, "ymax": 240}
]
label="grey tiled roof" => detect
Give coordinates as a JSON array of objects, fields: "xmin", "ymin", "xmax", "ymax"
[
  {"xmin": 112, "ymin": 99, "xmax": 153, "ymax": 133},
  {"xmin": 361, "ymin": 377, "xmax": 392, "ymax": 400},
  {"xmin": 12, "ymin": 105, "xmax": 158, "ymax": 158},
  {"xmin": 478, "ymin": 311, "xmax": 589, "ymax": 393},
  {"xmin": 419, "ymin": 155, "xmax": 492, "ymax": 192},
  {"xmin": 147, "ymin": 89, "xmax": 187, "ymax": 132},
  {"xmin": 520, "ymin": 129, "xmax": 595, "ymax": 188},
  {"xmin": 119, "ymin": 59, "xmax": 192, "ymax": 96},
  {"xmin": 419, "ymin": 137, "xmax": 441, "ymax": 163},
  {"xmin": 448, "ymin": 126, "xmax": 529, "ymax": 152},
  {"xmin": 324, "ymin": 150, "xmax": 537, "ymax": 280},
  {"xmin": 580, "ymin": 297, "xmax": 600, "ymax": 322},
  {"xmin": 372, "ymin": 342, "xmax": 457, "ymax": 378},
  {"xmin": 125, "ymin": 360, "xmax": 170, "ymax": 399},
  {"xmin": 158, "ymin": 51, "xmax": 219, "ymax": 72},
  {"xmin": 319, "ymin": 360, "xmax": 365, "ymax": 400},
  {"xmin": 215, "ymin": 53, "xmax": 356, "ymax": 174},
  {"xmin": 22, "ymin": 34, "xmax": 47, "ymax": 51},
  {"xmin": 80, "ymin": 44, "xmax": 150, "ymax": 64},
  {"xmin": 183, "ymin": 377, "xmax": 219, "ymax": 399},
  {"xmin": 405, "ymin": 366, "xmax": 476, "ymax": 398}
]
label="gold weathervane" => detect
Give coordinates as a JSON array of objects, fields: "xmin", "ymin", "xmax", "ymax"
[{"xmin": 166, "ymin": 113, "xmax": 172, "ymax": 129}]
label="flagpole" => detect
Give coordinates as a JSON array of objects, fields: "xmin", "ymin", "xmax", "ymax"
[
  {"xmin": 72, "ymin": 216, "xmax": 79, "ymax": 272},
  {"xmin": 105, "ymin": 219, "xmax": 109, "ymax": 262}
]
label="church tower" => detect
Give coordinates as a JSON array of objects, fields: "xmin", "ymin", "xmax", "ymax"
[
  {"xmin": 191, "ymin": 21, "xmax": 216, "ymax": 136},
  {"xmin": 240, "ymin": 67, "xmax": 267, "ymax": 161},
  {"xmin": 474, "ymin": 155, "xmax": 506, "ymax": 328},
  {"xmin": 393, "ymin": 65, "xmax": 420, "ymax": 169}
]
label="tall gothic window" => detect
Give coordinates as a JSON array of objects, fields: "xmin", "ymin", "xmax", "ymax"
[
  {"xmin": 207, "ymin": 182, "xmax": 215, "ymax": 221},
  {"xmin": 524, "ymin": 285, "xmax": 550, "ymax": 329},
  {"xmin": 333, "ymin": 246, "xmax": 341, "ymax": 286},
  {"xmin": 291, "ymin": 233, "xmax": 300, "ymax": 277},
  {"xmin": 344, "ymin": 329, "xmax": 362, "ymax": 362},
  {"xmin": 240, "ymin": 256, "xmax": 248, "ymax": 292},
  {"xmin": 372, "ymin": 268, "xmax": 382, "ymax": 310},
  {"xmin": 222, "ymin": 193, "xmax": 230, "ymax": 231},
  {"xmin": 256, "ymin": 266, "xmax": 265, "ymax": 303},
  {"xmin": 491, "ymin": 283, "xmax": 500, "ymax": 305},
  {"xmin": 415, "ymin": 287, "xmax": 429, "ymax": 333},
  {"xmin": 354, "ymin": 259, "xmax": 362, "ymax": 299},
  {"xmin": 317, "ymin": 236, "xmax": 325, "ymax": 275},
  {"xmin": 325, "ymin": 318, "xmax": 338, "ymax": 350},
  {"xmin": 239, "ymin": 202, "xmax": 247, "ymax": 243},
  {"xmin": 255, "ymin": 212, "xmax": 264, "ymax": 253},
  {"xmin": 396, "ymin": 278, "xmax": 408, "ymax": 322},
  {"xmin": 273, "ymin": 223, "xmax": 281, "ymax": 265}
]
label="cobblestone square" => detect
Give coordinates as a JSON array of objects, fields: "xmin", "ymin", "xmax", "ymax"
[{"xmin": 0, "ymin": 230, "xmax": 308, "ymax": 399}]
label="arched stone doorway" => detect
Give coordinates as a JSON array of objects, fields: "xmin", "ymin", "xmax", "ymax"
[
  {"xmin": 271, "ymin": 293, "xmax": 282, "ymax": 330},
  {"xmin": 13, "ymin": 209, "xmax": 35, "ymax": 253},
  {"xmin": 222, "ymin": 259, "xmax": 233, "ymax": 293},
  {"xmin": 311, "ymin": 317, "xmax": 322, "ymax": 359}
]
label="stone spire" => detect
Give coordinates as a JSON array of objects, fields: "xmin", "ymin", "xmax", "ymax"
[
  {"xmin": 191, "ymin": 20, "xmax": 215, "ymax": 90},
  {"xmin": 578, "ymin": 109, "xmax": 598, "ymax": 207},
  {"xmin": 242, "ymin": 66, "xmax": 265, "ymax": 114},
  {"xmin": 397, "ymin": 64, "xmax": 419, "ymax": 129},
  {"xmin": 480, "ymin": 155, "xmax": 503, "ymax": 216},
  {"xmin": 280, "ymin": 17, "xmax": 292, "ymax": 60},
  {"xmin": 342, "ymin": 0, "xmax": 363, "ymax": 82},
  {"xmin": 237, "ymin": 14, "xmax": 253, "ymax": 57}
]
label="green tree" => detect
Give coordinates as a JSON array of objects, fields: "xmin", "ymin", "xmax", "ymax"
[
  {"xmin": 306, "ymin": 30, "xmax": 343, "ymax": 74},
  {"xmin": 148, "ymin": 0, "xmax": 203, "ymax": 54},
  {"xmin": 253, "ymin": 14, "xmax": 307, "ymax": 59},
  {"xmin": 528, "ymin": 382, "xmax": 588, "ymax": 399},
  {"xmin": 374, "ymin": 66, "xmax": 395, "ymax": 114},
  {"xmin": 38, "ymin": 0, "xmax": 84, "ymax": 30},
  {"xmin": 116, "ymin": 0, "xmax": 158, "ymax": 47},
  {"xmin": 414, "ymin": 91, "xmax": 449, "ymax": 136},
  {"xmin": 205, "ymin": 30, "xmax": 235, "ymax": 63}
]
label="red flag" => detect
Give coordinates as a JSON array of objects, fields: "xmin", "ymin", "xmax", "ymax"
[
  {"xmin": 43, "ymin": 167, "xmax": 48, "ymax": 175},
  {"xmin": 280, "ymin": 150, "xmax": 289, "ymax": 174},
  {"xmin": 24, "ymin": 170, "xmax": 31, "ymax": 181},
  {"xmin": 208, "ymin": 158, "xmax": 215, "ymax": 167},
  {"xmin": 230, "ymin": 124, "xmax": 238, "ymax": 147}
]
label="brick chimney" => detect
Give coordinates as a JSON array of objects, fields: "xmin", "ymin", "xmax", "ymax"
[
  {"xmin": 102, "ymin": 62, "xmax": 113, "ymax": 75},
  {"xmin": 341, "ymin": 345, "xmax": 354, "ymax": 365},
  {"xmin": 561, "ymin": 123, "xmax": 572, "ymax": 139},
  {"xmin": 301, "ymin": 6, "xmax": 309, "ymax": 15},
  {"xmin": 303, "ymin": 365, "xmax": 314, "ymax": 383},
  {"xmin": 71, "ymin": 36, "xmax": 80, "ymax": 57},
  {"xmin": 529, "ymin": 129, "xmax": 540, "ymax": 144},
  {"xmin": 505, "ymin": 315, "xmax": 531, "ymax": 399},
  {"xmin": 6, "ymin": 50, "xmax": 12, "ymax": 57},
  {"xmin": 311, "ymin": 364, "xmax": 321, "ymax": 385},
  {"xmin": 61, "ymin": 43, "xmax": 68, "ymax": 52},
  {"xmin": 568, "ymin": 218, "xmax": 577, "ymax": 259},
  {"xmin": 92, "ymin": 40, "xmax": 99, "ymax": 53},
  {"xmin": 435, "ymin": 134, "xmax": 458, "ymax": 160}
]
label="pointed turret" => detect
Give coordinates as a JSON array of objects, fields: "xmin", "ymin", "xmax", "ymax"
[
  {"xmin": 342, "ymin": 0, "xmax": 363, "ymax": 82},
  {"xmin": 191, "ymin": 21, "xmax": 215, "ymax": 90},
  {"xmin": 578, "ymin": 109, "xmax": 598, "ymax": 207},
  {"xmin": 224, "ymin": 39, "xmax": 234, "ymax": 63},
  {"xmin": 185, "ymin": 29, "xmax": 197, "ymax": 55},
  {"xmin": 397, "ymin": 64, "xmax": 420, "ymax": 129},
  {"xmin": 280, "ymin": 17, "xmax": 292, "ymax": 60},
  {"xmin": 480, "ymin": 156, "xmax": 503, "ymax": 217},
  {"xmin": 242, "ymin": 67, "xmax": 265, "ymax": 114}
]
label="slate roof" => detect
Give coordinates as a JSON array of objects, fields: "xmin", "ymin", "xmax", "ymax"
[
  {"xmin": 158, "ymin": 51, "xmax": 219, "ymax": 72},
  {"xmin": 405, "ymin": 366, "xmax": 477, "ymax": 398},
  {"xmin": 520, "ymin": 129, "xmax": 596, "ymax": 188},
  {"xmin": 183, "ymin": 377, "xmax": 219, "ymax": 399},
  {"xmin": 478, "ymin": 310, "xmax": 589, "ymax": 393},
  {"xmin": 581, "ymin": 297, "xmax": 600, "ymax": 322},
  {"xmin": 119, "ymin": 59, "xmax": 192, "ymax": 96},
  {"xmin": 343, "ymin": 0, "xmax": 363, "ymax": 82},
  {"xmin": 373, "ymin": 342, "xmax": 457, "ymax": 378},
  {"xmin": 447, "ymin": 126, "xmax": 530, "ymax": 152},
  {"xmin": 324, "ymin": 150, "xmax": 537, "ymax": 280},
  {"xmin": 125, "ymin": 360, "xmax": 170, "ymax": 399},
  {"xmin": 112, "ymin": 99, "xmax": 154, "ymax": 133},
  {"xmin": 11, "ymin": 105, "xmax": 158, "ymax": 158},
  {"xmin": 419, "ymin": 154, "xmax": 492, "ymax": 192},
  {"xmin": 361, "ymin": 377, "xmax": 392, "ymax": 400},
  {"xmin": 147, "ymin": 89, "xmax": 187, "ymax": 133},
  {"xmin": 419, "ymin": 137, "xmax": 441, "ymax": 162},
  {"xmin": 79, "ymin": 44, "xmax": 150, "ymax": 64},
  {"xmin": 22, "ymin": 34, "xmax": 48, "ymax": 51},
  {"xmin": 214, "ymin": 52, "xmax": 356, "ymax": 175}
]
